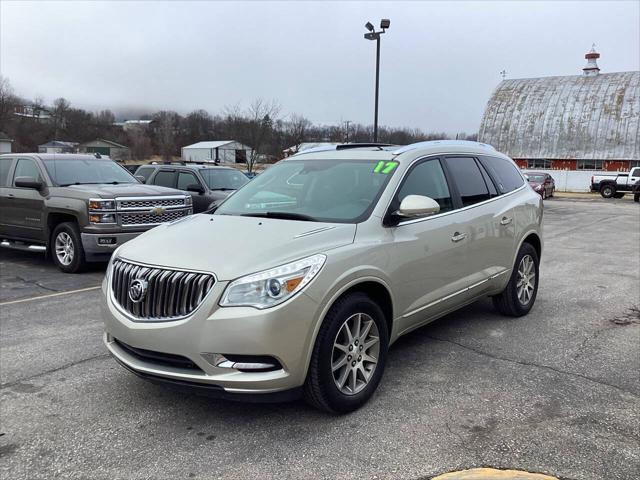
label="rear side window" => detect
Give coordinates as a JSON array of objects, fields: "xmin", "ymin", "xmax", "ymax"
[
  {"xmin": 152, "ymin": 170, "xmax": 177, "ymax": 188},
  {"xmin": 135, "ymin": 166, "xmax": 155, "ymax": 181},
  {"xmin": 444, "ymin": 157, "xmax": 491, "ymax": 207},
  {"xmin": 396, "ymin": 158, "xmax": 453, "ymax": 213},
  {"xmin": 479, "ymin": 156, "xmax": 525, "ymax": 194},
  {"xmin": 0, "ymin": 158, "xmax": 13, "ymax": 187}
]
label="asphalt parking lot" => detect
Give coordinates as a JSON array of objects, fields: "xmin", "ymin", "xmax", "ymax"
[{"xmin": 1, "ymin": 197, "xmax": 638, "ymax": 480}]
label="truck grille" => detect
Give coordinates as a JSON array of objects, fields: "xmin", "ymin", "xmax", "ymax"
[
  {"xmin": 111, "ymin": 259, "xmax": 215, "ymax": 320},
  {"xmin": 118, "ymin": 197, "xmax": 187, "ymax": 210},
  {"xmin": 120, "ymin": 209, "xmax": 189, "ymax": 226}
]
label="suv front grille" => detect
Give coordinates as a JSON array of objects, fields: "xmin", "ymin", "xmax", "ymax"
[
  {"xmin": 111, "ymin": 259, "xmax": 215, "ymax": 320},
  {"xmin": 120, "ymin": 209, "xmax": 189, "ymax": 226}
]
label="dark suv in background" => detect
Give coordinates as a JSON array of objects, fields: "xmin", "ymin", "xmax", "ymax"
[{"xmin": 135, "ymin": 164, "xmax": 249, "ymax": 212}]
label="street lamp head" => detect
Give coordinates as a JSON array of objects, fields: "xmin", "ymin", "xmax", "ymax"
[
  {"xmin": 365, "ymin": 21, "xmax": 374, "ymax": 32},
  {"xmin": 380, "ymin": 19, "xmax": 390, "ymax": 29},
  {"xmin": 364, "ymin": 32, "xmax": 377, "ymax": 41}
]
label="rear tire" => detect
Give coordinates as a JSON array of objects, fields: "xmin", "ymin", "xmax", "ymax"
[
  {"xmin": 492, "ymin": 242, "xmax": 539, "ymax": 317},
  {"xmin": 613, "ymin": 192, "xmax": 625, "ymax": 199},
  {"xmin": 304, "ymin": 292, "xmax": 389, "ymax": 414},
  {"xmin": 600, "ymin": 184, "xmax": 615, "ymax": 199},
  {"xmin": 51, "ymin": 222, "xmax": 86, "ymax": 273}
]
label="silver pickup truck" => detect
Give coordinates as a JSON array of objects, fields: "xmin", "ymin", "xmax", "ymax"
[
  {"xmin": 590, "ymin": 167, "xmax": 640, "ymax": 198},
  {"xmin": 0, "ymin": 153, "xmax": 192, "ymax": 272}
]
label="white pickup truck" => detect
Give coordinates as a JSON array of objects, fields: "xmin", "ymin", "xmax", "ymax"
[{"xmin": 590, "ymin": 167, "xmax": 640, "ymax": 198}]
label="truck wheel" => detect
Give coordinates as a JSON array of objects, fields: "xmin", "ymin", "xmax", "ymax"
[
  {"xmin": 613, "ymin": 192, "xmax": 625, "ymax": 199},
  {"xmin": 492, "ymin": 242, "xmax": 539, "ymax": 317},
  {"xmin": 600, "ymin": 184, "xmax": 615, "ymax": 198},
  {"xmin": 635, "ymin": 194, "xmax": 639, "ymax": 203},
  {"xmin": 304, "ymin": 292, "xmax": 389, "ymax": 414},
  {"xmin": 51, "ymin": 222, "xmax": 86, "ymax": 273}
]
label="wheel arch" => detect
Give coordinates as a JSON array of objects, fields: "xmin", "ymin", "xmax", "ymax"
[
  {"xmin": 303, "ymin": 276, "xmax": 395, "ymax": 379},
  {"xmin": 47, "ymin": 212, "xmax": 79, "ymax": 241}
]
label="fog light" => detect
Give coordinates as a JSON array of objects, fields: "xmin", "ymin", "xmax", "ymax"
[{"xmin": 200, "ymin": 353, "xmax": 281, "ymax": 372}]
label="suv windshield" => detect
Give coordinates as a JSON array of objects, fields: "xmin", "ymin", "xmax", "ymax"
[
  {"xmin": 42, "ymin": 158, "xmax": 137, "ymax": 186},
  {"xmin": 200, "ymin": 169, "xmax": 249, "ymax": 190},
  {"xmin": 215, "ymin": 159, "xmax": 397, "ymax": 223}
]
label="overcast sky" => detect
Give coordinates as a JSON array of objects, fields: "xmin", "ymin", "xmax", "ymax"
[{"xmin": 1, "ymin": 1, "xmax": 638, "ymax": 133}]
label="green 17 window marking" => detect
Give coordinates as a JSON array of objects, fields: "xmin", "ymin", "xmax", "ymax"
[{"xmin": 373, "ymin": 161, "xmax": 398, "ymax": 174}]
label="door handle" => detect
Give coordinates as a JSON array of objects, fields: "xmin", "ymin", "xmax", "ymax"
[
  {"xmin": 451, "ymin": 232, "xmax": 467, "ymax": 243},
  {"xmin": 500, "ymin": 216, "xmax": 513, "ymax": 226}
]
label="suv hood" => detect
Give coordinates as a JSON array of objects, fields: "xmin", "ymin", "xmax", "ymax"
[
  {"xmin": 58, "ymin": 184, "xmax": 185, "ymax": 198},
  {"xmin": 116, "ymin": 214, "xmax": 356, "ymax": 280}
]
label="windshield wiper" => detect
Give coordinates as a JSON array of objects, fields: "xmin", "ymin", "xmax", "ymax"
[
  {"xmin": 241, "ymin": 212, "xmax": 317, "ymax": 222},
  {"xmin": 58, "ymin": 182, "xmax": 102, "ymax": 187},
  {"xmin": 211, "ymin": 187, "xmax": 235, "ymax": 191}
]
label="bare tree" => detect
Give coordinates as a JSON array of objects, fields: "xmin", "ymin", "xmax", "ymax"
[
  {"xmin": 154, "ymin": 111, "xmax": 180, "ymax": 161},
  {"xmin": 245, "ymin": 99, "xmax": 281, "ymax": 172},
  {"xmin": 0, "ymin": 75, "xmax": 17, "ymax": 130},
  {"xmin": 52, "ymin": 97, "xmax": 70, "ymax": 138},
  {"xmin": 128, "ymin": 128, "xmax": 152, "ymax": 160},
  {"xmin": 285, "ymin": 114, "xmax": 311, "ymax": 152}
]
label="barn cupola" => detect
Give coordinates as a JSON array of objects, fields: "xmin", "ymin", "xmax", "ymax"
[{"xmin": 583, "ymin": 44, "xmax": 600, "ymax": 76}]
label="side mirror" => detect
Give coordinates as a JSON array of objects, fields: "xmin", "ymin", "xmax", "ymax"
[
  {"xmin": 135, "ymin": 175, "xmax": 146, "ymax": 184},
  {"xmin": 15, "ymin": 176, "xmax": 43, "ymax": 190},
  {"xmin": 186, "ymin": 183, "xmax": 205, "ymax": 194},
  {"xmin": 396, "ymin": 195, "xmax": 440, "ymax": 218}
]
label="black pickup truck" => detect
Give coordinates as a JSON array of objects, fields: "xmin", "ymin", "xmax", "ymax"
[{"xmin": 0, "ymin": 153, "xmax": 192, "ymax": 272}]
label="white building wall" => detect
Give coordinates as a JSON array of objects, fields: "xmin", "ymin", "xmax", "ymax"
[
  {"xmin": 0, "ymin": 141, "xmax": 11, "ymax": 153},
  {"xmin": 182, "ymin": 142, "xmax": 252, "ymax": 163},
  {"xmin": 522, "ymin": 169, "xmax": 602, "ymax": 192}
]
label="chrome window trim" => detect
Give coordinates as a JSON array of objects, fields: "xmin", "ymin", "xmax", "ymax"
[
  {"xmin": 381, "ymin": 152, "xmax": 527, "ymax": 228},
  {"xmin": 109, "ymin": 256, "xmax": 218, "ymax": 323}
]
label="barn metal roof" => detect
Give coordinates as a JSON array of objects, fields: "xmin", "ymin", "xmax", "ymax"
[
  {"xmin": 478, "ymin": 71, "xmax": 640, "ymax": 160},
  {"xmin": 182, "ymin": 141, "xmax": 236, "ymax": 149}
]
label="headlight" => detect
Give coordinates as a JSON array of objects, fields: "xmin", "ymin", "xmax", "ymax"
[
  {"xmin": 535, "ymin": 185, "xmax": 542, "ymax": 191},
  {"xmin": 220, "ymin": 254, "xmax": 326, "ymax": 309},
  {"xmin": 184, "ymin": 195, "xmax": 193, "ymax": 206},
  {"xmin": 89, "ymin": 213, "xmax": 117, "ymax": 224},
  {"xmin": 89, "ymin": 199, "xmax": 116, "ymax": 211}
]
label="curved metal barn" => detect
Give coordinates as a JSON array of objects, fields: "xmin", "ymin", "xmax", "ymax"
[{"xmin": 479, "ymin": 70, "xmax": 640, "ymax": 168}]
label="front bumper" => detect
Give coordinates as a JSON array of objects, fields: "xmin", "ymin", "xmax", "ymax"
[
  {"xmin": 101, "ymin": 279, "xmax": 321, "ymax": 397},
  {"xmin": 81, "ymin": 232, "xmax": 142, "ymax": 261}
]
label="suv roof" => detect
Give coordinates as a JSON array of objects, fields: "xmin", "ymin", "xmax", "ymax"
[
  {"xmin": 142, "ymin": 163, "xmax": 236, "ymax": 171},
  {"xmin": 289, "ymin": 140, "xmax": 502, "ymax": 162},
  {"xmin": 0, "ymin": 153, "xmax": 112, "ymax": 161}
]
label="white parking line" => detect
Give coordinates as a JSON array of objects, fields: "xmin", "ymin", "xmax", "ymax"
[{"xmin": 0, "ymin": 286, "xmax": 102, "ymax": 306}]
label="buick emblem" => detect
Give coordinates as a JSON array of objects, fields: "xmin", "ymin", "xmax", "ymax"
[
  {"xmin": 150, "ymin": 206, "xmax": 166, "ymax": 216},
  {"xmin": 129, "ymin": 278, "xmax": 148, "ymax": 303}
]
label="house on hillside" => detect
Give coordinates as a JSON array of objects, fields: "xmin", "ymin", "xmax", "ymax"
[
  {"xmin": 0, "ymin": 132, "xmax": 13, "ymax": 153},
  {"xmin": 78, "ymin": 139, "xmax": 130, "ymax": 160},
  {"xmin": 38, "ymin": 140, "xmax": 78, "ymax": 154},
  {"xmin": 14, "ymin": 105, "xmax": 52, "ymax": 121},
  {"xmin": 181, "ymin": 141, "xmax": 252, "ymax": 163}
]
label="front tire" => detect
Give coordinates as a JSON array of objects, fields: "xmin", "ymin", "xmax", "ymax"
[
  {"xmin": 492, "ymin": 242, "xmax": 539, "ymax": 317},
  {"xmin": 51, "ymin": 222, "xmax": 86, "ymax": 273},
  {"xmin": 600, "ymin": 184, "xmax": 615, "ymax": 198},
  {"xmin": 304, "ymin": 292, "xmax": 389, "ymax": 413}
]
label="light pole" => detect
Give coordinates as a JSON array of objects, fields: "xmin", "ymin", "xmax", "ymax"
[{"xmin": 364, "ymin": 19, "xmax": 390, "ymax": 143}]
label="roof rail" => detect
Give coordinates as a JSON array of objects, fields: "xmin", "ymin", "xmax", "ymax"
[
  {"xmin": 292, "ymin": 143, "xmax": 395, "ymax": 156},
  {"xmin": 392, "ymin": 140, "xmax": 496, "ymax": 155}
]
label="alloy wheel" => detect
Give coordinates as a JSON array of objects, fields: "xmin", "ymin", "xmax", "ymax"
[
  {"xmin": 331, "ymin": 313, "xmax": 380, "ymax": 395},
  {"xmin": 516, "ymin": 254, "xmax": 536, "ymax": 305},
  {"xmin": 55, "ymin": 232, "xmax": 75, "ymax": 266}
]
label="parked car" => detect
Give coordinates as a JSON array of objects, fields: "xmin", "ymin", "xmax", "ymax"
[
  {"xmin": 633, "ymin": 179, "xmax": 640, "ymax": 202},
  {"xmin": 590, "ymin": 167, "xmax": 640, "ymax": 198},
  {"xmin": 102, "ymin": 141, "xmax": 543, "ymax": 413},
  {"xmin": 0, "ymin": 154, "xmax": 192, "ymax": 273},
  {"xmin": 135, "ymin": 164, "xmax": 249, "ymax": 212},
  {"xmin": 525, "ymin": 172, "xmax": 555, "ymax": 199}
]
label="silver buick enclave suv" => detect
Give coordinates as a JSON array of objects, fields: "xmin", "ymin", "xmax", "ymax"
[{"xmin": 102, "ymin": 140, "xmax": 543, "ymax": 413}]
